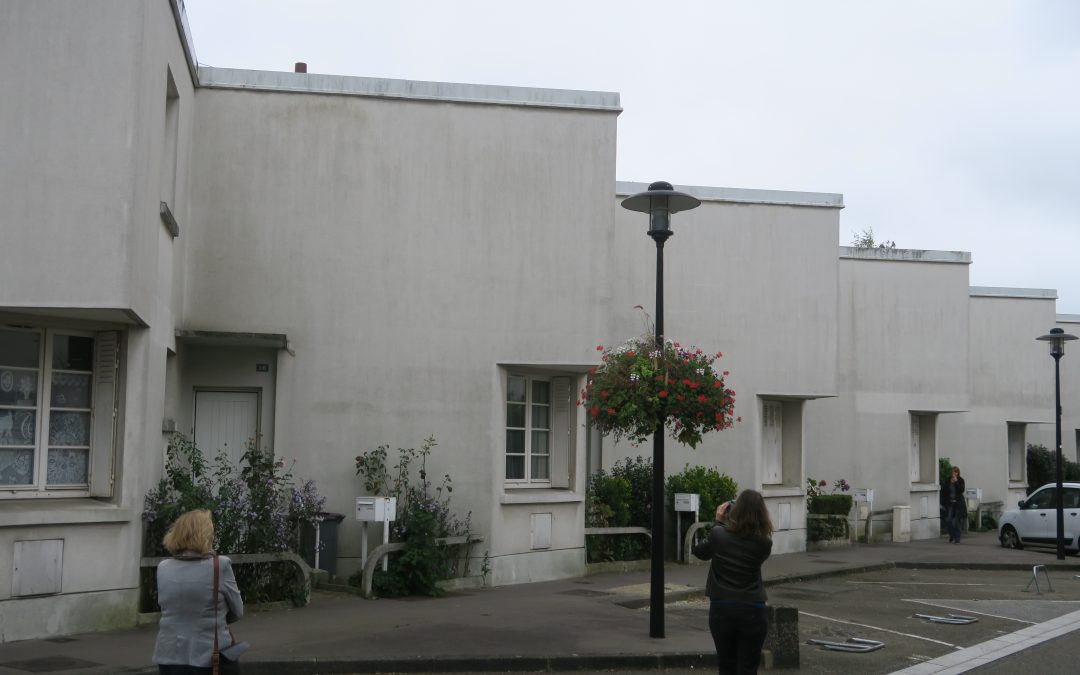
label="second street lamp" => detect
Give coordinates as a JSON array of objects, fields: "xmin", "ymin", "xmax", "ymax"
[
  {"xmin": 1036, "ymin": 327, "xmax": 1078, "ymax": 561},
  {"xmin": 621, "ymin": 181, "xmax": 701, "ymax": 638}
]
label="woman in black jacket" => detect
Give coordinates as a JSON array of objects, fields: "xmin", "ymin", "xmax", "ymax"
[
  {"xmin": 692, "ymin": 489, "xmax": 774, "ymax": 674},
  {"xmin": 940, "ymin": 466, "xmax": 967, "ymax": 543}
]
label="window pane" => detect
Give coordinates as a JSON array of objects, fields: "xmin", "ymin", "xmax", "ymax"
[
  {"xmin": 506, "ymin": 429, "xmax": 525, "ymax": 455},
  {"xmin": 532, "ymin": 380, "xmax": 550, "ymax": 404},
  {"xmin": 531, "ymin": 454, "xmax": 550, "ymax": 480},
  {"xmin": 505, "ymin": 455, "xmax": 524, "ymax": 480},
  {"xmin": 51, "ymin": 372, "xmax": 92, "ymax": 408},
  {"xmin": 0, "ymin": 330, "xmax": 40, "ymax": 368},
  {"xmin": 52, "ymin": 335, "xmax": 94, "ymax": 371},
  {"xmin": 532, "ymin": 405, "xmax": 549, "ymax": 429},
  {"xmin": 0, "ymin": 409, "xmax": 36, "ymax": 444},
  {"xmin": 506, "ymin": 403, "xmax": 526, "ymax": 428},
  {"xmin": 49, "ymin": 411, "xmax": 91, "ymax": 446},
  {"xmin": 0, "ymin": 369, "xmax": 37, "ymax": 406},
  {"xmin": 47, "ymin": 448, "xmax": 89, "ymax": 484},
  {"xmin": 0, "ymin": 448, "xmax": 34, "ymax": 485},
  {"xmin": 508, "ymin": 376, "xmax": 526, "ymax": 403},
  {"xmin": 532, "ymin": 430, "xmax": 549, "ymax": 456}
]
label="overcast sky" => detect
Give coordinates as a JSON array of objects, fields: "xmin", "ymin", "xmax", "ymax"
[{"xmin": 184, "ymin": 0, "xmax": 1080, "ymax": 314}]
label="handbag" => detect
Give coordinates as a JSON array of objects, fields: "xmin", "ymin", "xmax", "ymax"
[{"xmin": 212, "ymin": 555, "xmax": 250, "ymax": 674}]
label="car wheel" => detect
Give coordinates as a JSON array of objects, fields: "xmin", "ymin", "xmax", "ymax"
[{"xmin": 1000, "ymin": 525, "xmax": 1023, "ymax": 549}]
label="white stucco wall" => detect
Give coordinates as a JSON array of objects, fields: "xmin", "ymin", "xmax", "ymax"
[
  {"xmin": 0, "ymin": 0, "xmax": 196, "ymax": 640},
  {"xmin": 808, "ymin": 248, "xmax": 971, "ymax": 541},
  {"xmin": 184, "ymin": 75, "xmax": 621, "ymax": 582}
]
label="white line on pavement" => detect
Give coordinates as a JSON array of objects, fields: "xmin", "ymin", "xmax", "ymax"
[
  {"xmin": 902, "ymin": 599, "xmax": 1036, "ymax": 624},
  {"xmin": 847, "ymin": 581, "xmax": 991, "ymax": 586},
  {"xmin": 887, "ymin": 607, "xmax": 1080, "ymax": 674},
  {"xmin": 799, "ymin": 611, "xmax": 959, "ymax": 648}
]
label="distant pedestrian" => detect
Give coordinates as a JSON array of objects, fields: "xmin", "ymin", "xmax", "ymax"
[
  {"xmin": 692, "ymin": 490, "xmax": 774, "ymax": 675},
  {"xmin": 153, "ymin": 509, "xmax": 245, "ymax": 674},
  {"xmin": 940, "ymin": 466, "xmax": 967, "ymax": 544}
]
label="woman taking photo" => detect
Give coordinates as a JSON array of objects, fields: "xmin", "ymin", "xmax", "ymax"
[
  {"xmin": 692, "ymin": 489, "xmax": 774, "ymax": 675},
  {"xmin": 153, "ymin": 509, "xmax": 245, "ymax": 674}
]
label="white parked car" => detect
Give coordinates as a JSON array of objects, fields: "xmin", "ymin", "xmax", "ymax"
[{"xmin": 999, "ymin": 482, "xmax": 1080, "ymax": 553}]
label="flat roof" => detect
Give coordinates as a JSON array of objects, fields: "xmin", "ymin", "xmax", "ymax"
[
  {"xmin": 198, "ymin": 66, "xmax": 622, "ymax": 112},
  {"xmin": 970, "ymin": 287, "xmax": 1058, "ymax": 300},
  {"xmin": 616, "ymin": 182, "xmax": 843, "ymax": 209},
  {"xmin": 838, "ymin": 246, "xmax": 971, "ymax": 264}
]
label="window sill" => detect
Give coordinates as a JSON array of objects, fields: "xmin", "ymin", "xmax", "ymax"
[
  {"xmin": 1008, "ymin": 481, "xmax": 1027, "ymax": 489},
  {"xmin": 0, "ymin": 498, "xmax": 132, "ymax": 528},
  {"xmin": 909, "ymin": 483, "xmax": 938, "ymax": 493},
  {"xmin": 500, "ymin": 490, "xmax": 583, "ymax": 505},
  {"xmin": 761, "ymin": 486, "xmax": 803, "ymax": 498}
]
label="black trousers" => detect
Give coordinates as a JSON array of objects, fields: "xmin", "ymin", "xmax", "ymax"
[{"xmin": 708, "ymin": 600, "xmax": 768, "ymax": 675}]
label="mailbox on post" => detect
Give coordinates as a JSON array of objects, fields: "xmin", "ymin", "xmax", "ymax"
[
  {"xmin": 356, "ymin": 496, "xmax": 397, "ymax": 573},
  {"xmin": 674, "ymin": 493, "xmax": 700, "ymax": 562},
  {"xmin": 355, "ymin": 496, "xmax": 397, "ymax": 522}
]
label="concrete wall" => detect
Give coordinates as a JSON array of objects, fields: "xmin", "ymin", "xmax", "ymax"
[
  {"xmin": 938, "ymin": 291, "xmax": 1056, "ymax": 512},
  {"xmin": 601, "ymin": 186, "xmax": 843, "ymax": 554},
  {"xmin": 808, "ymin": 248, "xmax": 971, "ymax": 541},
  {"xmin": 185, "ymin": 73, "xmax": 621, "ymax": 582},
  {"xmin": 0, "ymin": 0, "xmax": 194, "ymax": 640}
]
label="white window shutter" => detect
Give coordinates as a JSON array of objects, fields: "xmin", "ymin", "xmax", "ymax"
[
  {"xmin": 910, "ymin": 415, "xmax": 921, "ymax": 483},
  {"xmin": 90, "ymin": 331, "xmax": 120, "ymax": 497},
  {"xmin": 762, "ymin": 401, "xmax": 782, "ymax": 485},
  {"xmin": 549, "ymin": 376, "xmax": 571, "ymax": 489}
]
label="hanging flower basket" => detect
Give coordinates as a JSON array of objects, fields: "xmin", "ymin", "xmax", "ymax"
[{"xmin": 579, "ymin": 334, "xmax": 738, "ymax": 448}]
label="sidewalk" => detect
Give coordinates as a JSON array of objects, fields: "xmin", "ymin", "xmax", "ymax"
[{"xmin": 1, "ymin": 531, "xmax": 1078, "ymax": 674}]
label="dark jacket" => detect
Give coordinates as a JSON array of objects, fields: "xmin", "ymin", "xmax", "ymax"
[
  {"xmin": 692, "ymin": 521, "xmax": 772, "ymax": 604},
  {"xmin": 940, "ymin": 476, "xmax": 967, "ymax": 516}
]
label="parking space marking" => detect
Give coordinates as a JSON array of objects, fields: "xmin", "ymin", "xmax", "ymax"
[
  {"xmin": 799, "ymin": 611, "xmax": 959, "ymax": 648},
  {"xmin": 847, "ymin": 581, "xmax": 990, "ymax": 586},
  {"xmin": 888, "ymin": 607, "xmax": 1080, "ymax": 674},
  {"xmin": 903, "ymin": 599, "xmax": 1036, "ymax": 624}
]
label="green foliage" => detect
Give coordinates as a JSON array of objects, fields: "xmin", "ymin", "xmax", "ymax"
[
  {"xmin": 808, "ymin": 494, "xmax": 853, "ymax": 516},
  {"xmin": 850, "ymin": 226, "xmax": 896, "ymax": 249},
  {"xmin": 350, "ymin": 436, "xmax": 471, "ymax": 597},
  {"xmin": 665, "ymin": 464, "xmax": 739, "ymax": 522},
  {"xmin": 1027, "ymin": 443, "xmax": 1080, "ymax": 494},
  {"xmin": 808, "ymin": 514, "xmax": 849, "ymax": 541},
  {"xmin": 805, "ymin": 477, "xmax": 850, "ymax": 510},
  {"xmin": 939, "ymin": 457, "xmax": 953, "ymax": 487},
  {"xmin": 141, "ymin": 434, "xmax": 327, "ymax": 607},
  {"xmin": 582, "ymin": 333, "xmax": 737, "ymax": 448},
  {"xmin": 585, "ymin": 457, "xmax": 652, "ymax": 563}
]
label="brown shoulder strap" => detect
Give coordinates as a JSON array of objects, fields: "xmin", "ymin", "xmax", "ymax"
[{"xmin": 212, "ymin": 554, "xmax": 220, "ymax": 675}]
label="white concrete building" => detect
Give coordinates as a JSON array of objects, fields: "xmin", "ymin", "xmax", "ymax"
[{"xmin": 1, "ymin": 0, "xmax": 1076, "ymax": 641}]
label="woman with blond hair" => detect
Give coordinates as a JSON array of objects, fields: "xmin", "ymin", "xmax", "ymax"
[
  {"xmin": 153, "ymin": 509, "xmax": 245, "ymax": 674},
  {"xmin": 692, "ymin": 489, "xmax": 774, "ymax": 675}
]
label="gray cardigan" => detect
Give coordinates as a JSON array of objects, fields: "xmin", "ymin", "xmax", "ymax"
[{"xmin": 153, "ymin": 555, "xmax": 244, "ymax": 667}]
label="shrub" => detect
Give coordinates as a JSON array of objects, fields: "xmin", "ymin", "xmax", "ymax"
[
  {"xmin": 350, "ymin": 436, "xmax": 471, "ymax": 597},
  {"xmin": 585, "ymin": 456, "xmax": 652, "ymax": 563},
  {"xmin": 808, "ymin": 494, "xmax": 853, "ymax": 516},
  {"xmin": 1026, "ymin": 443, "xmax": 1080, "ymax": 494},
  {"xmin": 666, "ymin": 464, "xmax": 738, "ymax": 549},
  {"xmin": 805, "ymin": 477, "xmax": 850, "ymax": 511},
  {"xmin": 141, "ymin": 434, "xmax": 326, "ymax": 607}
]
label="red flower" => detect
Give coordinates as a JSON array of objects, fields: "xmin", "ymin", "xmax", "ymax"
[
  {"xmin": 590, "ymin": 406, "xmax": 600, "ymax": 418},
  {"xmin": 722, "ymin": 370, "xmax": 729, "ymax": 376},
  {"xmin": 698, "ymin": 394, "xmax": 707, "ymax": 403},
  {"xmin": 607, "ymin": 407, "xmax": 616, "ymax": 415},
  {"xmin": 682, "ymin": 378, "xmax": 692, "ymax": 386},
  {"xmin": 627, "ymin": 351, "xmax": 635, "ymax": 357},
  {"xmin": 689, "ymin": 381, "xmax": 699, "ymax": 389},
  {"xmin": 658, "ymin": 390, "xmax": 669, "ymax": 398},
  {"xmin": 596, "ymin": 345, "xmax": 604, "ymax": 351},
  {"xmin": 736, "ymin": 416, "xmax": 742, "ymax": 422},
  {"xmin": 601, "ymin": 390, "xmax": 610, "ymax": 398},
  {"xmin": 676, "ymin": 394, "xmax": 685, "ymax": 401},
  {"xmin": 714, "ymin": 381, "xmax": 722, "ymax": 388}
]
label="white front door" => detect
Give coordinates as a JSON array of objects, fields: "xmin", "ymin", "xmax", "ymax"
[{"xmin": 194, "ymin": 390, "xmax": 259, "ymax": 468}]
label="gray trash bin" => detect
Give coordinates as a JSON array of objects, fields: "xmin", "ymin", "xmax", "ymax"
[{"xmin": 300, "ymin": 512, "xmax": 346, "ymax": 575}]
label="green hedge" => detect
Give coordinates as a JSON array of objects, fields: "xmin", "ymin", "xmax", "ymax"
[
  {"xmin": 808, "ymin": 494, "xmax": 852, "ymax": 515},
  {"xmin": 585, "ymin": 457, "xmax": 652, "ymax": 563},
  {"xmin": 1027, "ymin": 443, "xmax": 1080, "ymax": 494}
]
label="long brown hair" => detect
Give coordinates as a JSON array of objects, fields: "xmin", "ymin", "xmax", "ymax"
[{"xmin": 727, "ymin": 489, "xmax": 773, "ymax": 541}]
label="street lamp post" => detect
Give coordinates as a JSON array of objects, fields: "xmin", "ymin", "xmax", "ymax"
[
  {"xmin": 621, "ymin": 181, "xmax": 701, "ymax": 638},
  {"xmin": 1036, "ymin": 327, "xmax": 1078, "ymax": 561}
]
